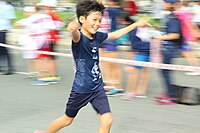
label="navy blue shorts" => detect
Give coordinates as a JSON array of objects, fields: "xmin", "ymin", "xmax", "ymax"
[{"xmin": 65, "ymin": 89, "xmax": 111, "ymax": 118}]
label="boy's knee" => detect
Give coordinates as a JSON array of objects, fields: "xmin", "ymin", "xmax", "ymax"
[
  {"xmin": 100, "ymin": 113, "xmax": 113, "ymax": 127},
  {"xmin": 62, "ymin": 115, "xmax": 74, "ymax": 126},
  {"xmin": 105, "ymin": 117, "xmax": 113, "ymax": 127}
]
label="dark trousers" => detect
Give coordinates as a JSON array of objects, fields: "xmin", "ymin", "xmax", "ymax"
[
  {"xmin": 0, "ymin": 31, "xmax": 13, "ymax": 71},
  {"xmin": 161, "ymin": 45, "xmax": 180, "ymax": 98}
]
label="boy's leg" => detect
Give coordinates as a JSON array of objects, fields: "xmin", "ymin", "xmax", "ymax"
[
  {"xmin": 46, "ymin": 114, "xmax": 74, "ymax": 133},
  {"xmin": 98, "ymin": 113, "xmax": 112, "ymax": 133},
  {"xmin": 91, "ymin": 90, "xmax": 112, "ymax": 133},
  {"xmin": 46, "ymin": 90, "xmax": 92, "ymax": 133}
]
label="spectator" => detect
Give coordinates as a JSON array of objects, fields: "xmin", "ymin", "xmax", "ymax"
[
  {"xmin": 154, "ymin": 0, "xmax": 182, "ymax": 105},
  {"xmin": 17, "ymin": 5, "xmax": 56, "ymax": 85},
  {"xmin": 121, "ymin": 23, "xmax": 152, "ymax": 100},
  {"xmin": 174, "ymin": 1, "xmax": 200, "ymax": 76},
  {"xmin": 37, "ymin": 0, "xmax": 65, "ymax": 82},
  {"xmin": 15, "ymin": 6, "xmax": 38, "ymax": 78},
  {"xmin": 123, "ymin": 0, "xmax": 138, "ymax": 21},
  {"xmin": 0, "ymin": 0, "xmax": 15, "ymax": 75},
  {"xmin": 103, "ymin": 0, "xmax": 123, "ymax": 92}
]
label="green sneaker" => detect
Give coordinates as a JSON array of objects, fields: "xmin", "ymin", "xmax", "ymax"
[
  {"xmin": 28, "ymin": 72, "xmax": 38, "ymax": 78},
  {"xmin": 40, "ymin": 76, "xmax": 61, "ymax": 82}
]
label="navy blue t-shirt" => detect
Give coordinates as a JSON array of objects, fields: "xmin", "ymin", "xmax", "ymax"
[
  {"xmin": 71, "ymin": 31, "xmax": 108, "ymax": 93},
  {"xmin": 129, "ymin": 28, "xmax": 150, "ymax": 56},
  {"xmin": 163, "ymin": 13, "xmax": 181, "ymax": 46}
]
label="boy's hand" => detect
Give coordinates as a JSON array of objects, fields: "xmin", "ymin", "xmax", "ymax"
[
  {"xmin": 67, "ymin": 21, "xmax": 80, "ymax": 33},
  {"xmin": 135, "ymin": 19, "xmax": 151, "ymax": 28}
]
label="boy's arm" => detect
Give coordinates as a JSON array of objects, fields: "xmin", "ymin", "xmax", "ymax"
[
  {"xmin": 107, "ymin": 19, "xmax": 149, "ymax": 40},
  {"xmin": 67, "ymin": 21, "xmax": 80, "ymax": 43}
]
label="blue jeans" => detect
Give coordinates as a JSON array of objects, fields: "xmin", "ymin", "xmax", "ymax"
[{"xmin": 161, "ymin": 45, "xmax": 180, "ymax": 98}]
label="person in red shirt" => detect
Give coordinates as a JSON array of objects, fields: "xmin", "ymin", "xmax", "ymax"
[
  {"xmin": 124, "ymin": 0, "xmax": 138, "ymax": 21},
  {"xmin": 38, "ymin": 0, "xmax": 65, "ymax": 82}
]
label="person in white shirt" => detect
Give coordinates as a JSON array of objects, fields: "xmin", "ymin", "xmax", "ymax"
[{"xmin": 16, "ymin": 5, "xmax": 56, "ymax": 85}]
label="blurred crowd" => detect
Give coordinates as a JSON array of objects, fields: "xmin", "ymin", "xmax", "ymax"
[
  {"xmin": 0, "ymin": 0, "xmax": 200, "ymax": 103},
  {"xmin": 97, "ymin": 0, "xmax": 200, "ymax": 103},
  {"xmin": 0, "ymin": 0, "xmax": 65, "ymax": 85}
]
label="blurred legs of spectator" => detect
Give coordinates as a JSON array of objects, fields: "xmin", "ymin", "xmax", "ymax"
[
  {"xmin": 38, "ymin": 42, "xmax": 61, "ymax": 82},
  {"xmin": 160, "ymin": 45, "xmax": 179, "ymax": 99},
  {"xmin": 181, "ymin": 41, "xmax": 200, "ymax": 76},
  {"xmin": 32, "ymin": 57, "xmax": 56, "ymax": 85},
  {"xmin": 49, "ymin": 42, "xmax": 60, "ymax": 78},
  {"xmin": 26, "ymin": 59, "xmax": 38, "ymax": 78},
  {"xmin": 104, "ymin": 52, "xmax": 122, "ymax": 89},
  {"xmin": 31, "ymin": 41, "xmax": 59, "ymax": 85},
  {"xmin": 0, "ymin": 31, "xmax": 13, "ymax": 75},
  {"xmin": 182, "ymin": 50, "xmax": 200, "ymax": 76},
  {"xmin": 123, "ymin": 67, "xmax": 149, "ymax": 100},
  {"xmin": 121, "ymin": 55, "xmax": 150, "ymax": 100},
  {"xmin": 103, "ymin": 51, "xmax": 123, "ymax": 96},
  {"xmin": 19, "ymin": 34, "xmax": 38, "ymax": 78}
]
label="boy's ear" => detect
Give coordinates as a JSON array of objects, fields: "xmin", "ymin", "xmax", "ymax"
[{"xmin": 79, "ymin": 16, "xmax": 85, "ymax": 24}]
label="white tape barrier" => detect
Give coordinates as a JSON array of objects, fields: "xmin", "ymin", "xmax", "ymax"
[{"xmin": 1, "ymin": 43, "xmax": 200, "ymax": 72}]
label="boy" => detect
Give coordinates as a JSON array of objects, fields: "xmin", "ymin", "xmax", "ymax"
[{"xmin": 35, "ymin": 0, "xmax": 148, "ymax": 133}]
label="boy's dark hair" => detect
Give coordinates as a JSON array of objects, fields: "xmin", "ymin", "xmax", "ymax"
[{"xmin": 76, "ymin": 0, "xmax": 105, "ymax": 25}]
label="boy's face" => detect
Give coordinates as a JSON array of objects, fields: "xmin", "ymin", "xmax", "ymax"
[{"xmin": 80, "ymin": 11, "xmax": 103, "ymax": 35}]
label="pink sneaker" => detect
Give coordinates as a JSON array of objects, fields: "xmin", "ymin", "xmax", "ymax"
[
  {"xmin": 154, "ymin": 93, "xmax": 168, "ymax": 101},
  {"xmin": 103, "ymin": 86, "xmax": 115, "ymax": 91},
  {"xmin": 121, "ymin": 93, "xmax": 136, "ymax": 100}
]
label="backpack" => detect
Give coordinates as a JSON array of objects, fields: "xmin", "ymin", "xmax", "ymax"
[
  {"xmin": 173, "ymin": 84, "xmax": 200, "ymax": 105},
  {"xmin": 175, "ymin": 10, "xmax": 194, "ymax": 48}
]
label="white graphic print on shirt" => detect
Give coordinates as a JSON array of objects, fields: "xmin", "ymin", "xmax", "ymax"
[{"xmin": 91, "ymin": 46, "xmax": 101, "ymax": 81}]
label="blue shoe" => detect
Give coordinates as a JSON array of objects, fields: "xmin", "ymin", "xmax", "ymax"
[
  {"xmin": 106, "ymin": 88, "xmax": 124, "ymax": 96},
  {"xmin": 31, "ymin": 79, "xmax": 50, "ymax": 86}
]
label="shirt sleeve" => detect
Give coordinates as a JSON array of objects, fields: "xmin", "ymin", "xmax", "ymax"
[
  {"xmin": 167, "ymin": 18, "xmax": 181, "ymax": 34},
  {"xmin": 42, "ymin": 15, "xmax": 56, "ymax": 30},
  {"xmin": 96, "ymin": 32, "xmax": 108, "ymax": 43},
  {"xmin": 16, "ymin": 18, "xmax": 30, "ymax": 26}
]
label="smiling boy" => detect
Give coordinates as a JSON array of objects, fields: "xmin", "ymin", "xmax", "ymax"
[{"xmin": 35, "ymin": 0, "xmax": 148, "ymax": 133}]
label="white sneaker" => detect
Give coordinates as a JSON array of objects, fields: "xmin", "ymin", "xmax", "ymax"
[
  {"xmin": 185, "ymin": 72, "xmax": 200, "ymax": 76},
  {"xmin": 134, "ymin": 94, "xmax": 148, "ymax": 98}
]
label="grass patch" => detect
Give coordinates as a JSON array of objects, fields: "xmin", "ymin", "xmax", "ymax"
[{"xmin": 14, "ymin": 10, "xmax": 75, "ymax": 30}]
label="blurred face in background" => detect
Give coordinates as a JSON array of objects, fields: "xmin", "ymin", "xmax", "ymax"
[{"xmin": 163, "ymin": 2, "xmax": 174, "ymax": 11}]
